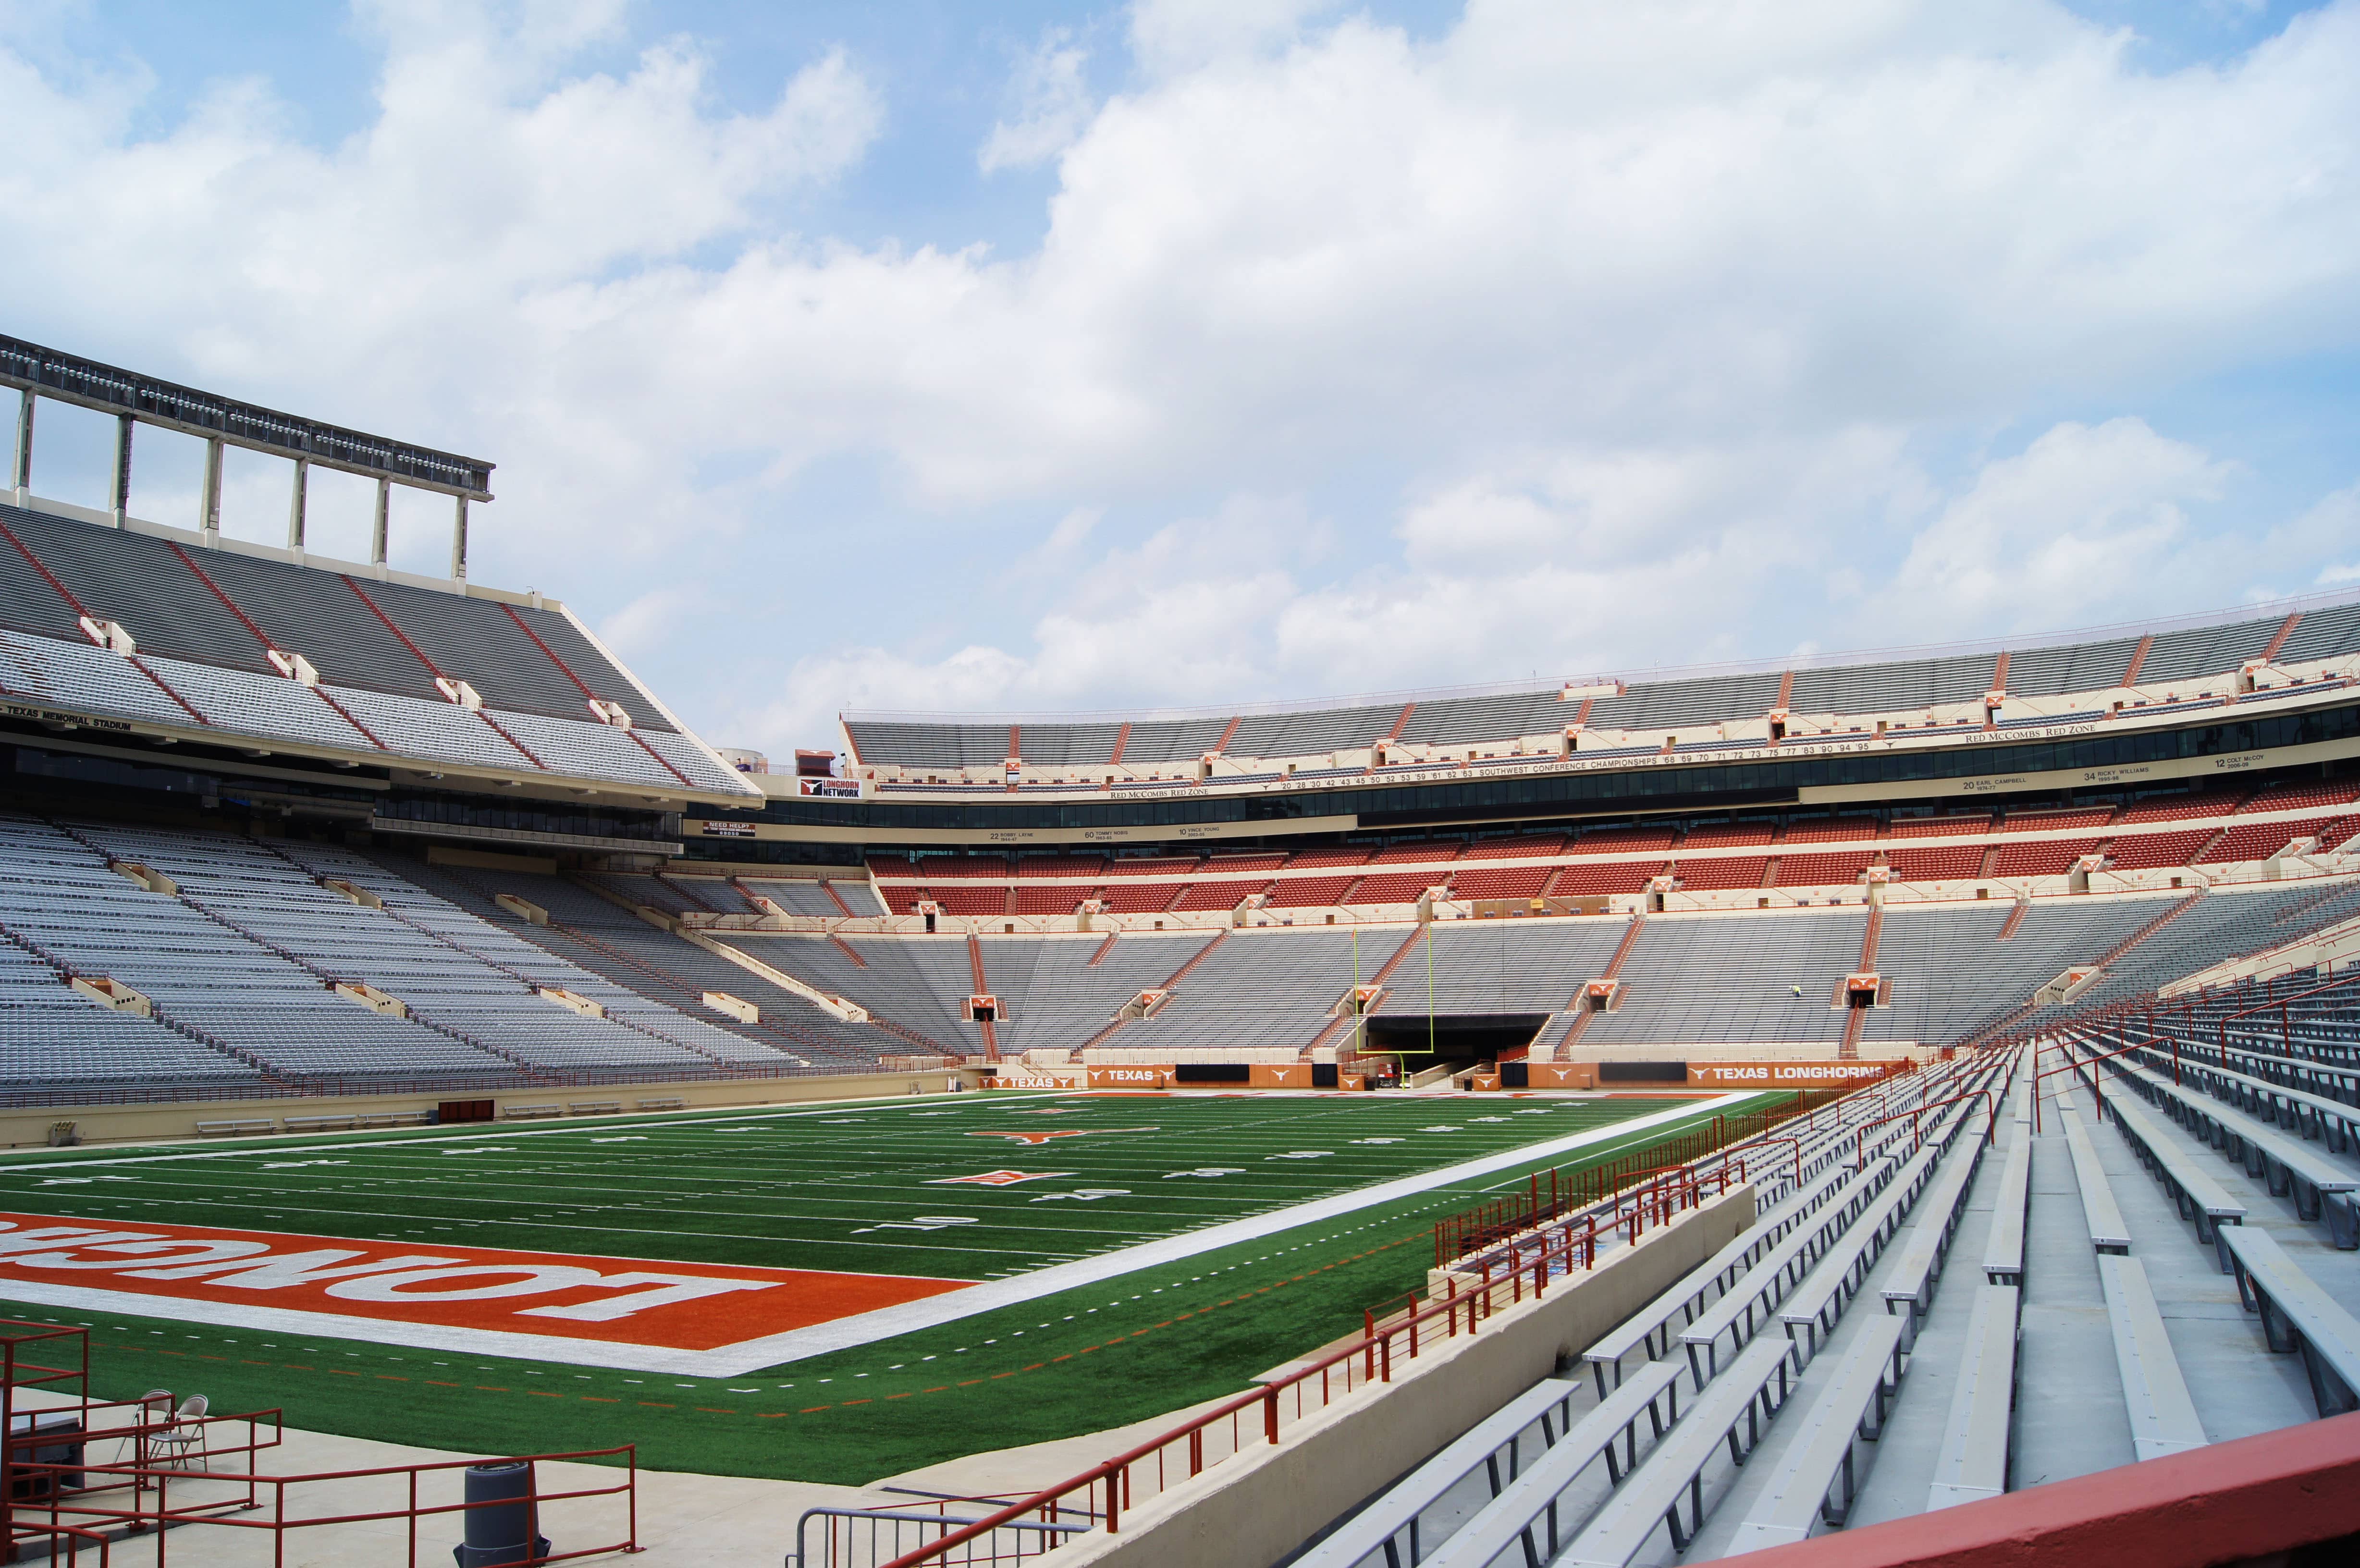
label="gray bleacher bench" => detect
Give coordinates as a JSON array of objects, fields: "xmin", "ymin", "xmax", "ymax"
[
  {"xmin": 1780, "ymin": 1147, "xmax": 1936, "ymax": 1359},
  {"xmin": 1547, "ymin": 1335, "xmax": 1803, "ymax": 1567},
  {"xmin": 1324, "ymin": 1365, "xmax": 1679, "ymax": 1568},
  {"xmin": 565, "ymin": 1101, "xmax": 624, "ymax": 1116},
  {"xmin": 1724, "ymin": 1312, "xmax": 1908, "ymax": 1554},
  {"xmin": 282, "ymin": 1114, "xmax": 357, "ymax": 1133},
  {"xmin": 2060, "ymin": 1105, "xmax": 2133, "ymax": 1254},
  {"xmin": 1585, "ymin": 1159, "xmax": 1855, "ymax": 1397},
  {"xmin": 502, "ymin": 1103, "xmax": 564, "ymax": 1120},
  {"xmin": 1681, "ymin": 1156, "xmax": 1896, "ymax": 1383},
  {"xmin": 2129, "ymin": 1064, "xmax": 2360, "ymax": 1249},
  {"xmin": 2104, "ymin": 1095, "xmax": 2245, "ymax": 1268},
  {"xmin": 635, "ymin": 1097, "xmax": 687, "ymax": 1111},
  {"xmin": 2221, "ymin": 1225, "xmax": 2360, "ymax": 1418},
  {"xmin": 1291, "ymin": 1376, "xmax": 1585, "ymax": 1568},
  {"xmin": 357, "ymin": 1110, "xmax": 431, "ymax": 1128},
  {"xmin": 1982, "ymin": 1130, "xmax": 2033, "ymax": 1285},
  {"xmin": 194, "ymin": 1119, "xmax": 275, "ymax": 1137},
  {"xmin": 2174, "ymin": 1051, "xmax": 2360, "ymax": 1156},
  {"xmin": 2098, "ymin": 1255, "xmax": 2207, "ymax": 1461},
  {"xmin": 1879, "ymin": 1125, "xmax": 1990, "ymax": 1341},
  {"xmin": 1925, "ymin": 1283, "xmax": 2019, "ymax": 1510}
]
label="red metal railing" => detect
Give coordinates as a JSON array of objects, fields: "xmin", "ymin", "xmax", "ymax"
[
  {"xmin": 1430, "ymin": 1087, "xmax": 1856, "ymax": 1266},
  {"xmin": 853, "ymin": 1048, "xmax": 2005, "ymax": 1568},
  {"xmin": 13, "ymin": 1443, "xmax": 639, "ymax": 1567},
  {"xmin": 872, "ymin": 1192, "xmax": 1674, "ymax": 1568},
  {"xmin": 1849, "ymin": 1090, "xmax": 1995, "ymax": 1168}
]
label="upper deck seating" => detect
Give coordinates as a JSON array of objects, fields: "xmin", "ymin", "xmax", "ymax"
[
  {"xmin": 1450, "ymin": 865, "xmax": 1554, "ymax": 899},
  {"xmin": 2105, "ymin": 829, "xmax": 2221, "ymax": 870},
  {"xmin": 1772, "ymin": 851, "xmax": 1876, "ymax": 889},
  {"xmin": 1887, "ymin": 844, "xmax": 1985, "ymax": 881},
  {"xmin": 2238, "ymin": 781, "xmax": 2360, "ymax": 814},
  {"xmin": 2120, "ymin": 790, "xmax": 2249, "ymax": 824},
  {"xmin": 1889, "ymin": 812, "xmax": 1995, "ymax": 838},
  {"xmin": 2201, "ymin": 814, "xmax": 2357, "ymax": 863},
  {"xmin": 2138, "ymin": 614, "xmax": 2285, "ymax": 686},
  {"xmin": 1676, "ymin": 856, "xmax": 1771, "ymax": 891},
  {"xmin": 1992, "ymin": 837, "xmax": 2109, "ymax": 877},
  {"xmin": 1266, "ymin": 876, "xmax": 1360, "ymax": 909},
  {"xmin": 2004, "ymin": 633, "xmax": 2142, "ymax": 696},
  {"xmin": 1782, "ymin": 817, "xmax": 1881, "ymax": 845},
  {"xmin": 1350, "ymin": 872, "xmax": 1447, "ymax": 904}
]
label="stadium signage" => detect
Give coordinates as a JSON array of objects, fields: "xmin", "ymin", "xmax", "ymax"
[
  {"xmin": 797, "ymin": 777, "xmax": 860, "ymax": 798},
  {"xmin": 1687, "ymin": 1062, "xmax": 1902, "ymax": 1086},
  {"xmin": 699, "ymin": 820, "xmax": 758, "ymax": 837},
  {"xmin": 0, "ymin": 700, "xmax": 132, "ymax": 733},
  {"xmin": 1087, "ymin": 1066, "xmax": 1169, "ymax": 1088},
  {"xmin": 0, "ymin": 1212, "xmax": 966, "ymax": 1351}
]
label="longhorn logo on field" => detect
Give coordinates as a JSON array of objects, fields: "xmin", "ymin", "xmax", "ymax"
[
  {"xmin": 967, "ymin": 1126, "xmax": 1154, "ymax": 1145},
  {"xmin": 927, "ymin": 1170, "xmax": 1074, "ymax": 1187}
]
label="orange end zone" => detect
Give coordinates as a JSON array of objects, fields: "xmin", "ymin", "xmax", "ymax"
[{"xmin": 0, "ymin": 1211, "xmax": 970, "ymax": 1351}]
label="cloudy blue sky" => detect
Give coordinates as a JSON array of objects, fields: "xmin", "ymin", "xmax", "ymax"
[{"xmin": 4, "ymin": 0, "xmax": 2358, "ymax": 755}]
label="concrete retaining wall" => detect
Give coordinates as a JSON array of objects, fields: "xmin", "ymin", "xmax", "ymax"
[
  {"xmin": 1059, "ymin": 1184, "xmax": 1757, "ymax": 1568},
  {"xmin": 2, "ymin": 1070, "xmax": 958, "ymax": 1151}
]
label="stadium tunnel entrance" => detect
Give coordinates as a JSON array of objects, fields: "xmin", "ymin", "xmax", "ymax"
[{"xmin": 1357, "ymin": 1012, "xmax": 1551, "ymax": 1069}]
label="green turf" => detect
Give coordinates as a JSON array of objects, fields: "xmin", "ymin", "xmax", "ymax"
[
  {"xmin": 0, "ymin": 1091, "xmax": 1772, "ymax": 1482},
  {"xmin": 0, "ymin": 1091, "xmax": 1723, "ymax": 1277}
]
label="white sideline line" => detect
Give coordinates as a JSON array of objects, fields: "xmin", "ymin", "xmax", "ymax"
[
  {"xmin": 714, "ymin": 1092, "xmax": 1752, "ymax": 1372},
  {"xmin": 0, "ymin": 1095, "xmax": 1749, "ymax": 1377}
]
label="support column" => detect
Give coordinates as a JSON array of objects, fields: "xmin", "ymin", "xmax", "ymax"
[
  {"xmin": 286, "ymin": 458, "xmax": 308, "ymax": 552},
  {"xmin": 371, "ymin": 477, "xmax": 390, "ymax": 566},
  {"xmin": 11, "ymin": 390, "xmax": 30, "ymax": 505},
  {"xmin": 198, "ymin": 437, "xmax": 223, "ymax": 543},
  {"xmin": 450, "ymin": 496, "xmax": 468, "ymax": 582},
  {"xmin": 108, "ymin": 414, "xmax": 134, "ymax": 527}
]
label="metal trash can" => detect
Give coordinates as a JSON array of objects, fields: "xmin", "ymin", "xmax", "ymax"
[{"xmin": 453, "ymin": 1461, "xmax": 550, "ymax": 1567}]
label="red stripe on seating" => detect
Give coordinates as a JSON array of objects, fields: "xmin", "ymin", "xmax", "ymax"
[
  {"xmin": 167, "ymin": 541, "xmax": 385, "ymax": 749},
  {"xmin": 167, "ymin": 541, "xmax": 275, "ymax": 652},
  {"xmin": 477, "ymin": 710, "xmax": 544, "ymax": 769},
  {"xmin": 344, "ymin": 576, "xmax": 447, "ymax": 680},
  {"xmin": 0, "ymin": 516, "xmax": 93, "ymax": 620},
  {"xmin": 496, "ymin": 601, "xmax": 693, "ymax": 786},
  {"xmin": 345, "ymin": 576, "xmax": 544, "ymax": 769},
  {"xmin": 499, "ymin": 602, "xmax": 600, "ymax": 701},
  {"xmin": 0, "ymin": 518, "xmax": 211, "ymax": 725}
]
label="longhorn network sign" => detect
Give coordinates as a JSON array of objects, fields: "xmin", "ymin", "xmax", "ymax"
[{"xmin": 0, "ymin": 1213, "xmax": 965, "ymax": 1355}]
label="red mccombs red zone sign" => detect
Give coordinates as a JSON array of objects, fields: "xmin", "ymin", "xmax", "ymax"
[{"xmin": 0, "ymin": 1213, "xmax": 966, "ymax": 1351}]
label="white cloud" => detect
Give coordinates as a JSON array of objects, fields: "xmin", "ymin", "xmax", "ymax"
[
  {"xmin": 1889, "ymin": 418, "xmax": 2237, "ymax": 633},
  {"xmin": 8, "ymin": 0, "xmax": 2360, "ymax": 752},
  {"xmin": 980, "ymin": 29, "xmax": 1095, "ymax": 172},
  {"xmin": 1128, "ymin": 0, "xmax": 1343, "ymax": 76}
]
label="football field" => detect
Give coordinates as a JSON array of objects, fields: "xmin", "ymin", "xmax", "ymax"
[{"xmin": 0, "ymin": 1088, "xmax": 1770, "ymax": 1481}]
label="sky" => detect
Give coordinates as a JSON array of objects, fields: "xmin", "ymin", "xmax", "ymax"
[{"xmin": 4, "ymin": 0, "xmax": 2359, "ymax": 758}]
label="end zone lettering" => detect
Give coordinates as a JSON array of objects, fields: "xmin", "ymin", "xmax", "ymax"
[{"xmin": 0, "ymin": 1212, "xmax": 966, "ymax": 1351}]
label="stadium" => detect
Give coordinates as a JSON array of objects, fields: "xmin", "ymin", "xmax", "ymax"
[{"xmin": 0, "ymin": 329, "xmax": 2355, "ymax": 1567}]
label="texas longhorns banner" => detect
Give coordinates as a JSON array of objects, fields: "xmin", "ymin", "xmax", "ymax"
[
  {"xmin": 1685, "ymin": 1061, "xmax": 1905, "ymax": 1086},
  {"xmin": 0, "ymin": 1213, "xmax": 964, "ymax": 1351}
]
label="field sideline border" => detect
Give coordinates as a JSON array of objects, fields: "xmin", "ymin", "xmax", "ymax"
[{"xmin": 0, "ymin": 1092, "xmax": 1753, "ymax": 1376}]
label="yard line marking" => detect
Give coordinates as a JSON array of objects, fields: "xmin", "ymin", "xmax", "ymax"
[{"xmin": 700, "ymin": 1093, "xmax": 1749, "ymax": 1372}]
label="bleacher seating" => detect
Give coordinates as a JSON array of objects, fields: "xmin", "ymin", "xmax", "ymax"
[
  {"xmin": 1677, "ymin": 856, "xmax": 1771, "ymax": 891},
  {"xmin": 0, "ymin": 502, "xmax": 754, "ymax": 798},
  {"xmin": 1992, "ymin": 836, "xmax": 2109, "ymax": 877}
]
